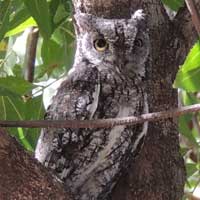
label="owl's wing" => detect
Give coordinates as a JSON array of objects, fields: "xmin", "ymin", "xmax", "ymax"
[{"xmin": 35, "ymin": 66, "xmax": 100, "ymax": 165}]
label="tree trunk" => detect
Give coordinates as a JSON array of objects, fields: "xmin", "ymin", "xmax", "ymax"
[
  {"xmin": 71, "ymin": 0, "xmax": 197, "ymax": 200},
  {"xmin": 0, "ymin": 0, "xmax": 198, "ymax": 199}
]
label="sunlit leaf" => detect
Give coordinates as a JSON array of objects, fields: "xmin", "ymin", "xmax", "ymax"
[
  {"xmin": 18, "ymin": 127, "xmax": 34, "ymax": 151},
  {"xmin": 0, "ymin": 40, "xmax": 7, "ymax": 51},
  {"xmin": 9, "ymin": 6, "xmax": 30, "ymax": 30},
  {"xmin": 173, "ymin": 40, "xmax": 200, "ymax": 91},
  {"xmin": 181, "ymin": 40, "xmax": 200, "ymax": 73},
  {"xmin": 161, "ymin": 0, "xmax": 184, "ymax": 11},
  {"xmin": 173, "ymin": 68, "xmax": 200, "ymax": 92},
  {"xmin": 5, "ymin": 17, "xmax": 37, "ymax": 37}
]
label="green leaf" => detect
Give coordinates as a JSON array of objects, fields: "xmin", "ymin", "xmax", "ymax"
[
  {"xmin": 186, "ymin": 163, "xmax": 197, "ymax": 178},
  {"xmin": 12, "ymin": 64, "xmax": 23, "ymax": 78},
  {"xmin": 5, "ymin": 17, "xmax": 37, "ymax": 37},
  {"xmin": 18, "ymin": 127, "xmax": 34, "ymax": 151},
  {"xmin": 161, "ymin": 0, "xmax": 184, "ymax": 11},
  {"xmin": 0, "ymin": 39, "xmax": 8, "ymax": 61},
  {"xmin": 35, "ymin": 23, "xmax": 75, "ymax": 79},
  {"xmin": 35, "ymin": 63, "xmax": 59, "ymax": 79},
  {"xmin": 0, "ymin": 95, "xmax": 44, "ymax": 151},
  {"xmin": 23, "ymin": 0, "xmax": 52, "ymax": 39},
  {"xmin": 0, "ymin": 76, "xmax": 35, "ymax": 96},
  {"xmin": 181, "ymin": 40, "xmax": 200, "ymax": 73},
  {"xmin": 173, "ymin": 67, "xmax": 200, "ymax": 92},
  {"xmin": 0, "ymin": 96, "xmax": 25, "ymax": 140},
  {"xmin": 181, "ymin": 91, "xmax": 200, "ymax": 106},
  {"xmin": 179, "ymin": 115, "xmax": 199, "ymax": 146},
  {"xmin": 51, "ymin": 2, "xmax": 69, "ymax": 28},
  {"xmin": 173, "ymin": 41, "xmax": 200, "ymax": 91},
  {"xmin": 9, "ymin": 6, "xmax": 30, "ymax": 30},
  {"xmin": 39, "ymin": 34, "xmax": 69, "ymax": 78},
  {"xmin": 41, "ymin": 38, "xmax": 64, "ymax": 65},
  {"xmin": 179, "ymin": 147, "xmax": 189, "ymax": 156},
  {"xmin": 0, "ymin": 0, "xmax": 12, "ymax": 41},
  {"xmin": 0, "ymin": 40, "xmax": 7, "ymax": 52},
  {"xmin": 23, "ymin": 95, "xmax": 45, "ymax": 149},
  {"xmin": 0, "ymin": 87, "xmax": 19, "ymax": 97}
]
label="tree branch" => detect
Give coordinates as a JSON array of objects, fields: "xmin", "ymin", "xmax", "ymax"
[
  {"xmin": 185, "ymin": 0, "xmax": 200, "ymax": 36},
  {"xmin": 0, "ymin": 103, "xmax": 199, "ymax": 129},
  {"xmin": 0, "ymin": 128, "xmax": 72, "ymax": 199},
  {"xmin": 174, "ymin": 0, "xmax": 200, "ymax": 63},
  {"xmin": 24, "ymin": 27, "xmax": 39, "ymax": 83}
]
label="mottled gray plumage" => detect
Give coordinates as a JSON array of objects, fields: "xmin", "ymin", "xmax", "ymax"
[{"xmin": 35, "ymin": 10, "xmax": 149, "ymax": 200}]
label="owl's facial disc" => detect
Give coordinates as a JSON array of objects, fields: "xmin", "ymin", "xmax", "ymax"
[{"xmin": 75, "ymin": 10, "xmax": 149, "ymax": 76}]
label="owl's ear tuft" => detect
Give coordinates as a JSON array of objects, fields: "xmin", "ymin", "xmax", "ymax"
[{"xmin": 74, "ymin": 12, "xmax": 93, "ymax": 33}]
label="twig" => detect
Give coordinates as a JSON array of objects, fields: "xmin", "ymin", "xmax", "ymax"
[
  {"xmin": 185, "ymin": 0, "xmax": 200, "ymax": 36},
  {"xmin": 24, "ymin": 27, "xmax": 39, "ymax": 83},
  {"xmin": 0, "ymin": 103, "xmax": 200, "ymax": 129}
]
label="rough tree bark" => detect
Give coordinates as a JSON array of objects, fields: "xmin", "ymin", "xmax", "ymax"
[
  {"xmin": 0, "ymin": 0, "xmax": 199, "ymax": 200},
  {"xmin": 0, "ymin": 128, "xmax": 72, "ymax": 200}
]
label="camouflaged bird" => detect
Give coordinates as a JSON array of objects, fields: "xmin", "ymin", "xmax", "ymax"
[{"xmin": 35, "ymin": 10, "xmax": 150, "ymax": 200}]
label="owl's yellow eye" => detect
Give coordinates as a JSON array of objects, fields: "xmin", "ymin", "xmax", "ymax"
[{"xmin": 94, "ymin": 39, "xmax": 108, "ymax": 52}]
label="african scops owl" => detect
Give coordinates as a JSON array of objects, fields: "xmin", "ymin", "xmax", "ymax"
[{"xmin": 35, "ymin": 9, "xmax": 150, "ymax": 200}]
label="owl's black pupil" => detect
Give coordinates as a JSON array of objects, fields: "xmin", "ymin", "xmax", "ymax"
[
  {"xmin": 135, "ymin": 39, "xmax": 143, "ymax": 47},
  {"xmin": 97, "ymin": 39, "xmax": 106, "ymax": 48}
]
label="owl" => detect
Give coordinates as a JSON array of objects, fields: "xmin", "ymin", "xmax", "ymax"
[{"xmin": 35, "ymin": 10, "xmax": 150, "ymax": 200}]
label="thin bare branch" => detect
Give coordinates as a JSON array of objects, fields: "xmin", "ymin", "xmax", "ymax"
[
  {"xmin": 0, "ymin": 103, "xmax": 200, "ymax": 129},
  {"xmin": 24, "ymin": 27, "xmax": 39, "ymax": 83},
  {"xmin": 185, "ymin": 0, "xmax": 200, "ymax": 36}
]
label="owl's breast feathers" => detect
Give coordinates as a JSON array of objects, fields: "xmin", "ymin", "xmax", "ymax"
[{"xmin": 35, "ymin": 65, "xmax": 147, "ymax": 199}]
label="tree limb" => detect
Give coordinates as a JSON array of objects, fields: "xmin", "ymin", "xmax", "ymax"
[
  {"xmin": 185, "ymin": 0, "xmax": 200, "ymax": 36},
  {"xmin": 24, "ymin": 27, "xmax": 39, "ymax": 83},
  {"xmin": 0, "ymin": 103, "xmax": 199, "ymax": 129},
  {"xmin": 174, "ymin": 0, "xmax": 200, "ymax": 64},
  {"xmin": 0, "ymin": 128, "xmax": 72, "ymax": 200}
]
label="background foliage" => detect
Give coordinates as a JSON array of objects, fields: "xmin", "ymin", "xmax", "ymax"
[{"xmin": 0, "ymin": 0, "xmax": 199, "ymax": 199}]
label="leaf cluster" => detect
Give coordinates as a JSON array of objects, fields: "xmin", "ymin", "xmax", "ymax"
[{"xmin": 0, "ymin": 0, "xmax": 74, "ymax": 150}]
